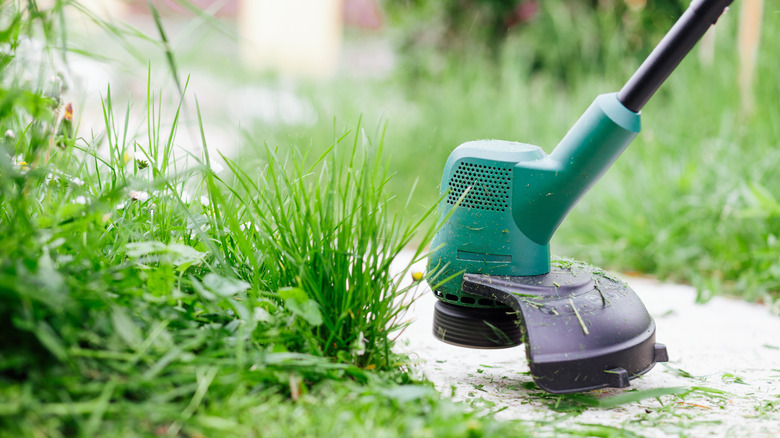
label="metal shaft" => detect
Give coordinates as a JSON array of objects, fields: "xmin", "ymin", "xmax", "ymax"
[{"xmin": 618, "ymin": 0, "xmax": 734, "ymax": 112}]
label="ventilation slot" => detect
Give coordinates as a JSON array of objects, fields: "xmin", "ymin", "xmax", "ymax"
[{"xmin": 446, "ymin": 162, "xmax": 511, "ymax": 211}]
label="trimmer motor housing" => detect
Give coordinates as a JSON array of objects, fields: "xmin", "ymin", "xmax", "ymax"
[
  {"xmin": 428, "ymin": 93, "xmax": 641, "ymax": 310},
  {"xmin": 428, "ymin": 140, "xmax": 550, "ymax": 311}
]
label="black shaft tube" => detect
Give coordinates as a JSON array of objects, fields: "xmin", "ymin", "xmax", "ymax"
[{"xmin": 618, "ymin": 0, "xmax": 734, "ymax": 112}]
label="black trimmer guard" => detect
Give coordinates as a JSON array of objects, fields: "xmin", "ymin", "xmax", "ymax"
[{"xmin": 461, "ymin": 263, "xmax": 668, "ymax": 394}]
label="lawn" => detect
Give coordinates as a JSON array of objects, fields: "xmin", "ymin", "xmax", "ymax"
[{"xmin": 1, "ymin": 1, "xmax": 778, "ymax": 436}]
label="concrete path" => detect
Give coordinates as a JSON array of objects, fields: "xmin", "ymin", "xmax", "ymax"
[{"xmin": 395, "ymin": 254, "xmax": 780, "ymax": 437}]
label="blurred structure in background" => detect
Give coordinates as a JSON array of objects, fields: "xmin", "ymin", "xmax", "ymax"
[
  {"xmin": 344, "ymin": 0, "xmax": 383, "ymax": 30},
  {"xmin": 236, "ymin": 0, "xmax": 383, "ymax": 77},
  {"xmin": 238, "ymin": 0, "xmax": 344, "ymax": 77},
  {"xmin": 40, "ymin": 1, "xmax": 766, "ymax": 98},
  {"xmin": 737, "ymin": 0, "xmax": 763, "ymax": 114},
  {"xmin": 62, "ymin": 0, "xmax": 384, "ymax": 78},
  {"xmin": 72, "ymin": 0, "xmax": 129, "ymax": 18},
  {"xmin": 235, "ymin": 0, "xmax": 382, "ymax": 77}
]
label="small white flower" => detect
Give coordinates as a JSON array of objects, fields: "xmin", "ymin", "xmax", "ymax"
[
  {"xmin": 129, "ymin": 190, "xmax": 150, "ymax": 202},
  {"xmin": 180, "ymin": 190, "xmax": 194, "ymax": 203},
  {"xmin": 199, "ymin": 195, "xmax": 210, "ymax": 207},
  {"xmin": 352, "ymin": 331, "xmax": 366, "ymax": 356},
  {"xmin": 11, "ymin": 154, "xmax": 29, "ymax": 171},
  {"xmin": 74, "ymin": 196, "xmax": 87, "ymax": 205},
  {"xmin": 209, "ymin": 161, "xmax": 224, "ymax": 173},
  {"xmin": 253, "ymin": 307, "xmax": 271, "ymax": 322},
  {"xmin": 4, "ymin": 130, "xmax": 15, "ymax": 141},
  {"xmin": 239, "ymin": 221, "xmax": 260, "ymax": 232}
]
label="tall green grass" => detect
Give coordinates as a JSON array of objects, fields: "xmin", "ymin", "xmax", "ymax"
[
  {"xmin": 213, "ymin": 122, "xmax": 436, "ymax": 365},
  {"xmin": 0, "ymin": 80, "xmax": 438, "ymax": 438},
  {"xmin": 0, "ymin": 3, "xmax": 534, "ymax": 435}
]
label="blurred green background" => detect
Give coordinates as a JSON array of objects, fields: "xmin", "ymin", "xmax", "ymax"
[
  {"xmin": 63, "ymin": 0, "xmax": 779, "ymax": 303},
  {"xmin": 262, "ymin": 0, "xmax": 779, "ymax": 302}
]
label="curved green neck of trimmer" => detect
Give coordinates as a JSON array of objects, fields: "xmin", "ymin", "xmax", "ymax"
[{"xmin": 512, "ymin": 92, "xmax": 641, "ymax": 245}]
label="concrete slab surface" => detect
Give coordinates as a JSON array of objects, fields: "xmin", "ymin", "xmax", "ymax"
[{"xmin": 394, "ymin": 254, "xmax": 780, "ymax": 437}]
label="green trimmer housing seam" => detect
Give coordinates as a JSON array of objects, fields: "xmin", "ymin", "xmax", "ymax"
[{"xmin": 426, "ymin": 0, "xmax": 733, "ymax": 394}]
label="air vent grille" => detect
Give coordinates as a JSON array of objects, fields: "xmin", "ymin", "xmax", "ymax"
[{"xmin": 446, "ymin": 162, "xmax": 511, "ymax": 211}]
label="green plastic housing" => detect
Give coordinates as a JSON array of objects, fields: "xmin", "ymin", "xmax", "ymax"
[{"xmin": 428, "ymin": 93, "xmax": 641, "ymax": 308}]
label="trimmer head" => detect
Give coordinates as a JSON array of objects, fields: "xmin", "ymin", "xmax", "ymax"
[
  {"xmin": 431, "ymin": 261, "xmax": 669, "ymax": 393},
  {"xmin": 464, "ymin": 261, "xmax": 667, "ymax": 393},
  {"xmin": 432, "ymin": 301, "xmax": 523, "ymax": 348},
  {"xmin": 427, "ymin": 0, "xmax": 732, "ymax": 394}
]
